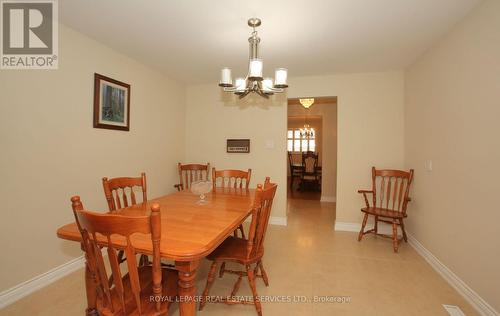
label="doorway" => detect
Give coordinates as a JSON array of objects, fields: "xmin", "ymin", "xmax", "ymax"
[{"xmin": 286, "ymin": 96, "xmax": 338, "ymax": 222}]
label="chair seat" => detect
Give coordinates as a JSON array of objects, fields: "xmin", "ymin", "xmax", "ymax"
[
  {"xmin": 207, "ymin": 236, "xmax": 263, "ymax": 264},
  {"xmin": 361, "ymin": 207, "xmax": 407, "ymax": 218},
  {"xmin": 98, "ymin": 266, "xmax": 178, "ymax": 316}
]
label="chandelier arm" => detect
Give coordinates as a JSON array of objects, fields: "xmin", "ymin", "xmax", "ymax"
[
  {"xmin": 255, "ymin": 89, "xmax": 270, "ymax": 99},
  {"xmin": 238, "ymin": 89, "xmax": 251, "ymax": 99},
  {"xmin": 223, "ymin": 86, "xmax": 239, "ymax": 92},
  {"xmin": 266, "ymin": 87, "xmax": 284, "ymax": 93}
]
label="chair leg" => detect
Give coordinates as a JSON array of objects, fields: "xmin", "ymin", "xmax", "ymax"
[
  {"xmin": 238, "ymin": 224, "xmax": 246, "ymax": 239},
  {"xmin": 219, "ymin": 262, "xmax": 226, "ymax": 278},
  {"xmin": 247, "ymin": 264, "xmax": 262, "ymax": 316},
  {"xmin": 392, "ymin": 220, "xmax": 399, "ymax": 253},
  {"xmin": 399, "ymin": 218, "xmax": 408, "ymax": 242},
  {"xmin": 374, "ymin": 216, "xmax": 378, "ymax": 234},
  {"xmin": 358, "ymin": 213, "xmax": 369, "ymax": 241},
  {"xmin": 138, "ymin": 254, "xmax": 149, "ymax": 267},
  {"xmin": 258, "ymin": 260, "xmax": 269, "ymax": 286},
  {"xmin": 199, "ymin": 261, "xmax": 218, "ymax": 311},
  {"xmin": 231, "ymin": 275, "xmax": 243, "ymax": 297}
]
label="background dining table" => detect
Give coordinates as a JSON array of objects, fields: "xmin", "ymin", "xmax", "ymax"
[{"xmin": 57, "ymin": 187, "xmax": 256, "ymax": 316}]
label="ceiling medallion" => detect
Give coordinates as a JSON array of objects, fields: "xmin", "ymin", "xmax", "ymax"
[{"xmin": 218, "ymin": 18, "xmax": 288, "ymax": 99}]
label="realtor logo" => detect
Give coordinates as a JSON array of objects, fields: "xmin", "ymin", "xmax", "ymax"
[{"xmin": 1, "ymin": 0, "xmax": 58, "ymax": 69}]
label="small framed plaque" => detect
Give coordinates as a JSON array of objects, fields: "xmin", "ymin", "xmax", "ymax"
[{"xmin": 227, "ymin": 139, "xmax": 250, "ymax": 153}]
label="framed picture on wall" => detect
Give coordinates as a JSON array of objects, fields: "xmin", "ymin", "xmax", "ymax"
[{"xmin": 93, "ymin": 73, "xmax": 130, "ymax": 131}]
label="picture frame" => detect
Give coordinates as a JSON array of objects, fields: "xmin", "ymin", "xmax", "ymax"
[{"xmin": 93, "ymin": 73, "xmax": 131, "ymax": 131}]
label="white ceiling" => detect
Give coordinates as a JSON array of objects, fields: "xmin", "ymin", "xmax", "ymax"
[{"xmin": 60, "ymin": 0, "xmax": 481, "ymax": 84}]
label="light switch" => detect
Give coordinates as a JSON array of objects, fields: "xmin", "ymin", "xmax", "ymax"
[
  {"xmin": 425, "ymin": 160, "xmax": 433, "ymax": 172},
  {"xmin": 265, "ymin": 140, "xmax": 275, "ymax": 149}
]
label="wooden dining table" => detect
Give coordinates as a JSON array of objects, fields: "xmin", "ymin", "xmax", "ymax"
[{"xmin": 57, "ymin": 187, "xmax": 256, "ymax": 316}]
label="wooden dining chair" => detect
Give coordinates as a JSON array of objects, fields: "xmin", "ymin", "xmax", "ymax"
[
  {"xmin": 212, "ymin": 167, "xmax": 252, "ymax": 238},
  {"xmin": 174, "ymin": 162, "xmax": 210, "ymax": 191},
  {"xmin": 70, "ymin": 196, "xmax": 178, "ymax": 316},
  {"xmin": 357, "ymin": 167, "xmax": 414, "ymax": 252},
  {"xmin": 102, "ymin": 173, "xmax": 147, "ymax": 211},
  {"xmin": 199, "ymin": 178, "xmax": 278, "ymax": 316},
  {"xmin": 288, "ymin": 151, "xmax": 303, "ymax": 191},
  {"xmin": 102, "ymin": 173, "xmax": 149, "ymax": 266},
  {"xmin": 300, "ymin": 151, "xmax": 320, "ymax": 191}
]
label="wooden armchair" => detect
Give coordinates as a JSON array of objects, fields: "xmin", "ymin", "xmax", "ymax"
[
  {"xmin": 212, "ymin": 168, "xmax": 252, "ymax": 238},
  {"xmin": 357, "ymin": 167, "xmax": 414, "ymax": 252},
  {"xmin": 174, "ymin": 162, "xmax": 210, "ymax": 191},
  {"xmin": 200, "ymin": 178, "xmax": 278, "ymax": 316},
  {"xmin": 70, "ymin": 196, "xmax": 178, "ymax": 315},
  {"xmin": 300, "ymin": 151, "xmax": 320, "ymax": 191}
]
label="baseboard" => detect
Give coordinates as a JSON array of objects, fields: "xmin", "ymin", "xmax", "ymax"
[
  {"xmin": 334, "ymin": 221, "xmax": 498, "ymax": 316},
  {"xmin": 0, "ymin": 255, "xmax": 85, "ymax": 309},
  {"xmin": 269, "ymin": 216, "xmax": 287, "ymax": 226},
  {"xmin": 320, "ymin": 195, "xmax": 336, "ymax": 202},
  {"xmin": 408, "ymin": 234, "xmax": 499, "ymax": 316},
  {"xmin": 245, "ymin": 216, "xmax": 287, "ymax": 226},
  {"xmin": 334, "ymin": 221, "xmax": 394, "ymax": 235}
]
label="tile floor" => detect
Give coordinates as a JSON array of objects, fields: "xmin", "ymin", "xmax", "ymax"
[{"xmin": 0, "ymin": 198, "xmax": 477, "ymax": 316}]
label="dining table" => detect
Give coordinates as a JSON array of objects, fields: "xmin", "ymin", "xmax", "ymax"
[{"xmin": 57, "ymin": 187, "xmax": 256, "ymax": 316}]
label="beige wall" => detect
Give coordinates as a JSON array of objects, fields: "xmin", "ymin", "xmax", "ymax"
[
  {"xmin": 288, "ymin": 72, "xmax": 405, "ymax": 223},
  {"xmin": 184, "ymin": 85, "xmax": 288, "ymax": 220},
  {"xmin": 405, "ymin": 0, "xmax": 500, "ymax": 311},
  {"xmin": 288, "ymin": 103, "xmax": 337, "ymax": 199},
  {"xmin": 0, "ymin": 24, "xmax": 185, "ymax": 292}
]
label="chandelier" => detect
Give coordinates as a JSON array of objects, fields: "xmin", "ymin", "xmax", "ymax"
[
  {"xmin": 218, "ymin": 18, "xmax": 288, "ymax": 99},
  {"xmin": 299, "ymin": 98, "xmax": 315, "ymax": 138}
]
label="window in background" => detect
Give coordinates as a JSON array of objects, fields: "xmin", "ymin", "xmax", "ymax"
[{"xmin": 287, "ymin": 128, "xmax": 316, "ymax": 152}]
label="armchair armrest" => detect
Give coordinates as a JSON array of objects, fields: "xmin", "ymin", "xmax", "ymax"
[
  {"xmin": 173, "ymin": 183, "xmax": 183, "ymax": 191},
  {"xmin": 357, "ymin": 190, "xmax": 374, "ymax": 194},
  {"xmin": 357, "ymin": 190, "xmax": 374, "ymax": 208}
]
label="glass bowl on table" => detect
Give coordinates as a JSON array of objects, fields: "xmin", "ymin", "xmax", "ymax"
[{"xmin": 190, "ymin": 180, "xmax": 213, "ymax": 205}]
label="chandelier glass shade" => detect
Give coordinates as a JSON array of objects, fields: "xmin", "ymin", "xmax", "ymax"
[{"xmin": 219, "ymin": 18, "xmax": 288, "ymax": 99}]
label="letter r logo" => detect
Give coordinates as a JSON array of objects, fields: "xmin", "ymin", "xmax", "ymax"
[{"xmin": 2, "ymin": 2, "xmax": 53, "ymax": 54}]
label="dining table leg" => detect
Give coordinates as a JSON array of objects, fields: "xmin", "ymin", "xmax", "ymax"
[{"xmin": 175, "ymin": 260, "xmax": 200, "ymax": 316}]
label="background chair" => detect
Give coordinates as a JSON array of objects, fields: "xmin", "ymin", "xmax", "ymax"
[
  {"xmin": 174, "ymin": 162, "xmax": 210, "ymax": 191},
  {"xmin": 212, "ymin": 168, "xmax": 252, "ymax": 238},
  {"xmin": 199, "ymin": 178, "xmax": 278, "ymax": 316},
  {"xmin": 300, "ymin": 151, "xmax": 320, "ymax": 191},
  {"xmin": 70, "ymin": 196, "xmax": 178, "ymax": 315},
  {"xmin": 102, "ymin": 173, "xmax": 149, "ymax": 266},
  {"xmin": 212, "ymin": 168, "xmax": 251, "ymax": 189},
  {"xmin": 288, "ymin": 151, "xmax": 303, "ymax": 191},
  {"xmin": 357, "ymin": 167, "xmax": 414, "ymax": 252},
  {"xmin": 102, "ymin": 173, "xmax": 147, "ymax": 211}
]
